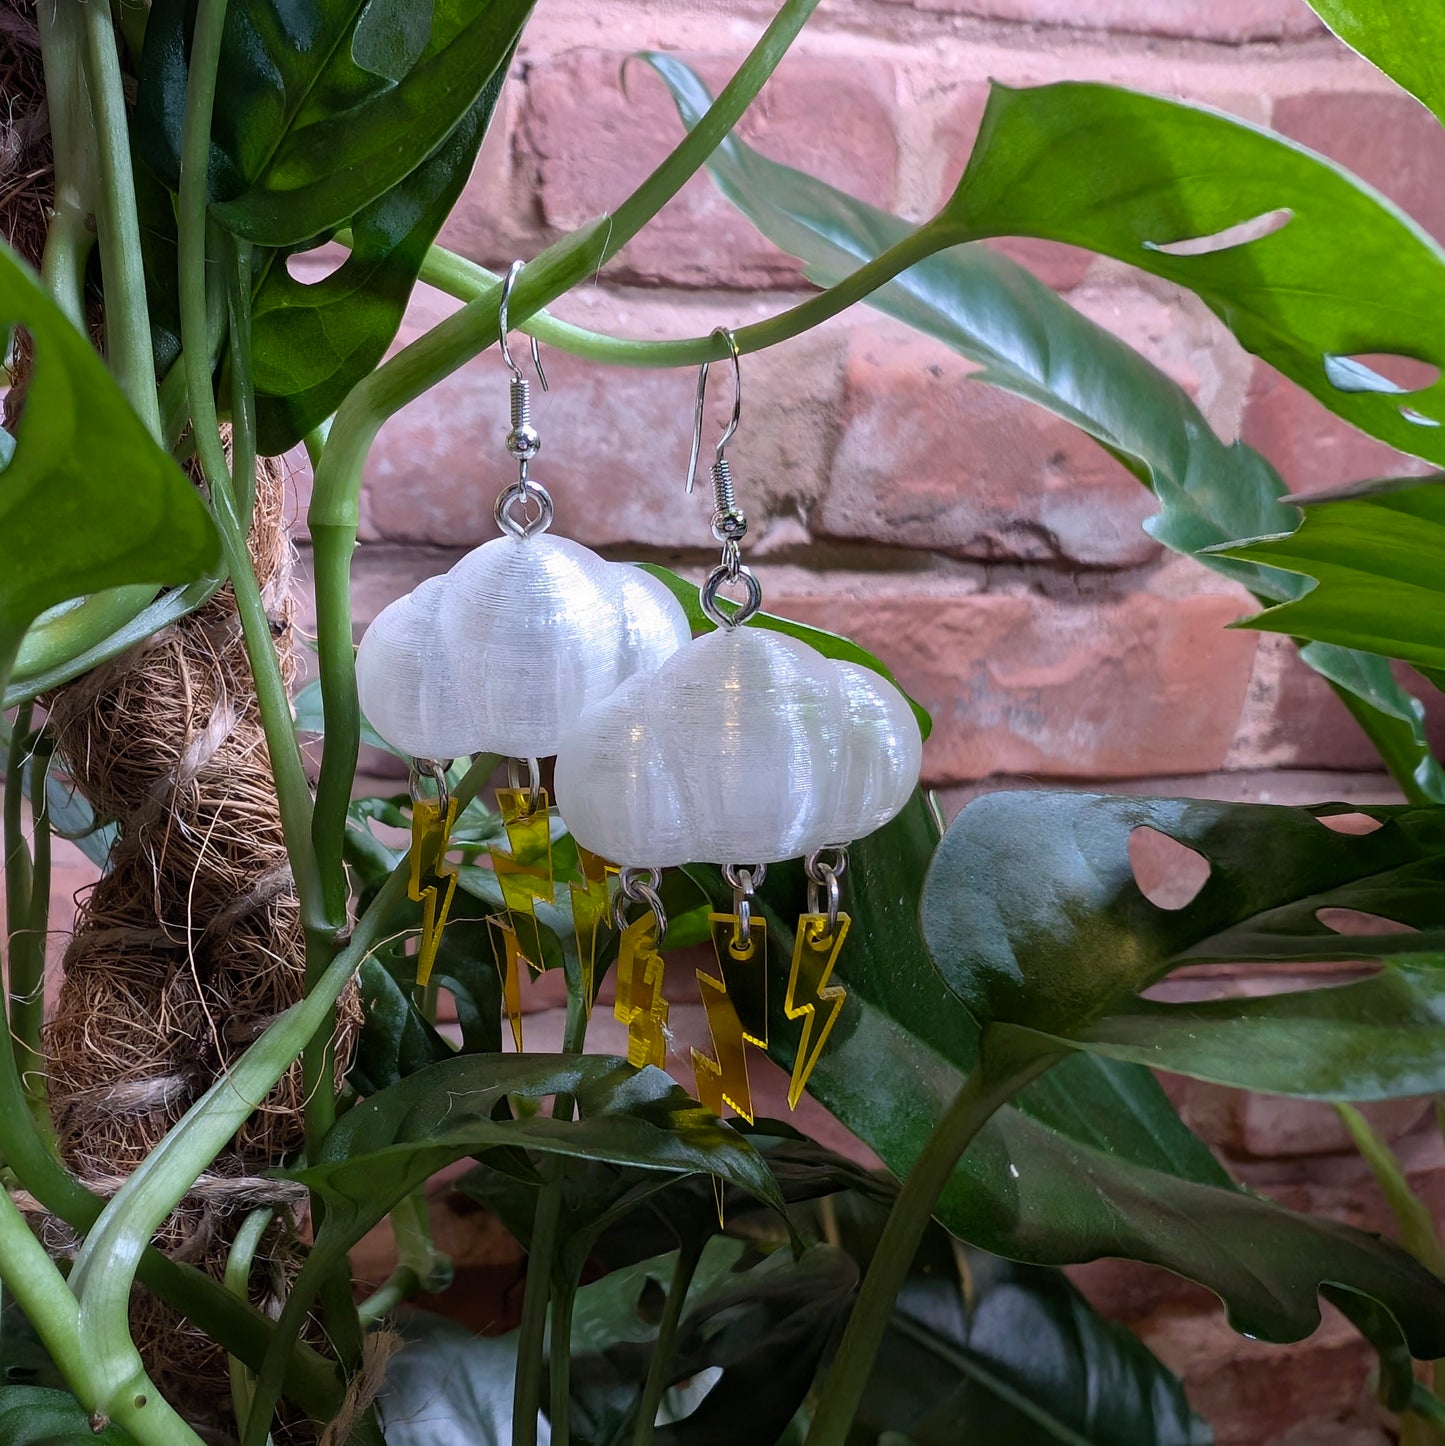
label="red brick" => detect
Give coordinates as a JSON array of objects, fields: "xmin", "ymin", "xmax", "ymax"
[
  {"xmin": 1271, "ymin": 90, "xmax": 1445, "ymax": 251},
  {"xmin": 769, "ymin": 580, "xmax": 1259, "ymax": 783},
  {"xmin": 511, "ymin": 50, "xmax": 899, "ymax": 288},
  {"xmin": 362, "ymin": 287, "xmax": 845, "ymax": 550},
  {"xmin": 874, "ymin": 0, "xmax": 1321, "ymax": 42},
  {"xmin": 1242, "ymin": 362, "xmax": 1431, "ymax": 499},
  {"xmin": 820, "ymin": 330, "xmax": 1159, "ymax": 566}
]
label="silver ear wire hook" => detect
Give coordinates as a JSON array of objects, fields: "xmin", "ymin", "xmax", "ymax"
[
  {"xmin": 687, "ymin": 328, "xmax": 761, "ymax": 629},
  {"xmin": 497, "ymin": 259, "xmax": 548, "ymax": 391},
  {"xmin": 494, "ymin": 260, "xmax": 554, "ymax": 541},
  {"xmin": 686, "ymin": 327, "xmax": 740, "ymax": 495}
]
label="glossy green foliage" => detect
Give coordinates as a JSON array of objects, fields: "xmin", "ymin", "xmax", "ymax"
[
  {"xmin": 0, "ymin": 1387, "xmax": 136, "ymax": 1443},
  {"xmin": 641, "ymin": 563, "xmax": 932, "ymax": 738},
  {"xmin": 648, "ymin": 58, "xmax": 1443, "ymax": 801},
  {"xmin": 711, "ymin": 798, "xmax": 1445, "ymax": 1351},
  {"xmin": 828, "ymin": 1199, "xmax": 1211, "ymax": 1446},
  {"xmin": 1302, "ymin": 1, "xmax": 1445, "ymax": 124},
  {"xmin": 1225, "ymin": 482, "xmax": 1445, "ymax": 673},
  {"xmin": 0, "ymin": 245, "xmax": 217, "ymax": 659},
  {"xmin": 922, "ymin": 791, "xmax": 1445, "ymax": 1099},
  {"xmin": 137, "ymin": 0, "xmax": 534, "ymax": 245},
  {"xmin": 248, "ymin": 68, "xmax": 506, "ymax": 451},
  {"xmin": 290, "ymin": 1054, "xmax": 785, "ymax": 1252},
  {"xmin": 948, "ymin": 81, "xmax": 1445, "ymax": 462}
]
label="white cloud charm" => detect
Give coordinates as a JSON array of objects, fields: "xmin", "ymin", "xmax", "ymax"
[
  {"xmin": 356, "ymin": 538, "xmax": 690, "ymax": 760},
  {"xmin": 553, "ymin": 626, "xmax": 923, "ymax": 867}
]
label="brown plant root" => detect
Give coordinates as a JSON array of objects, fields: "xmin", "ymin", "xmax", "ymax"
[{"xmin": 42, "ymin": 457, "xmax": 359, "ymax": 1439}]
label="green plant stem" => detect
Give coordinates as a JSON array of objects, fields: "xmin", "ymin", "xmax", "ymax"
[
  {"xmin": 33, "ymin": 0, "xmax": 96, "ymax": 326},
  {"xmin": 309, "ymin": 0, "xmax": 823, "ymax": 925},
  {"xmin": 549, "ymin": 1274, "xmax": 576, "ymax": 1446},
  {"xmin": 514, "ymin": 980, "xmax": 592, "ymax": 1446},
  {"xmin": 358, "ymin": 1188, "xmax": 451, "ymax": 1323},
  {"xmin": 228, "ymin": 237, "xmax": 258, "ymax": 528},
  {"xmin": 78, "ymin": 0, "xmax": 161, "ymax": 439},
  {"xmin": 0, "ymin": 1184, "xmax": 204, "ymax": 1446},
  {"xmin": 18, "ymin": 727, "xmax": 51, "ymax": 1131},
  {"xmin": 631, "ymin": 1239, "xmax": 704, "ymax": 1446},
  {"xmin": 803, "ymin": 1048, "xmax": 1058, "ymax": 1446},
  {"xmin": 513, "ymin": 1171, "xmax": 565, "ymax": 1446},
  {"xmin": 3, "ymin": 705, "xmax": 41, "ymax": 1119},
  {"xmin": 224, "ymin": 1208, "xmax": 275, "ymax": 1443}
]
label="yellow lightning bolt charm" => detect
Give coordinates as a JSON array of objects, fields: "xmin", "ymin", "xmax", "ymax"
[
  {"xmin": 614, "ymin": 911, "xmax": 669, "ymax": 1068},
  {"xmin": 784, "ymin": 911, "xmax": 851, "ymax": 1109},
  {"xmin": 570, "ymin": 847, "xmax": 612, "ymax": 1016},
  {"xmin": 691, "ymin": 912, "xmax": 767, "ymax": 1124},
  {"xmin": 408, "ymin": 794, "xmax": 458, "ymax": 988},
  {"xmin": 488, "ymin": 786, "xmax": 554, "ymax": 1051}
]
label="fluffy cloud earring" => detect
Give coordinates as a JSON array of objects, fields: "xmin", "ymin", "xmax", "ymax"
[
  {"xmin": 554, "ymin": 330, "xmax": 922, "ymax": 1117},
  {"xmin": 353, "ymin": 262, "xmax": 690, "ymax": 1026}
]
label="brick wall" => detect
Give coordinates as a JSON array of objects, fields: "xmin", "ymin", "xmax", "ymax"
[
  {"xmin": 19, "ymin": 3, "xmax": 1438, "ymax": 1442},
  {"xmin": 293, "ymin": 5, "xmax": 1445, "ymax": 1442}
]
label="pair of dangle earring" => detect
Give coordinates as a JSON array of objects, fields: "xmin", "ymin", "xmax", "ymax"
[
  {"xmin": 355, "ymin": 261, "xmax": 691, "ymax": 1030},
  {"xmin": 554, "ymin": 330, "xmax": 922, "ymax": 1119}
]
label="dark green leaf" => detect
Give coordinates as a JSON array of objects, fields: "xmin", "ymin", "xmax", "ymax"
[
  {"xmin": 1223, "ymin": 482, "xmax": 1445, "ymax": 672},
  {"xmin": 647, "ymin": 58, "xmax": 1442, "ymax": 801},
  {"xmin": 0, "ymin": 1387, "xmax": 136, "ymax": 1444},
  {"xmin": 138, "ymin": 0, "xmax": 535, "ymax": 245},
  {"xmin": 0, "ymin": 244, "xmax": 218, "ymax": 660},
  {"xmin": 292, "ymin": 1054, "xmax": 784, "ymax": 1252},
  {"xmin": 868, "ymin": 1253, "xmax": 1210, "ymax": 1446},
  {"xmin": 921, "ymin": 790, "xmax": 1445, "ymax": 1099},
  {"xmin": 945, "ymin": 81, "xmax": 1445, "ymax": 462},
  {"xmin": 639, "ymin": 563, "xmax": 931, "ymax": 740},
  {"xmin": 292, "ymin": 677, "xmax": 408, "ymax": 756},
  {"xmin": 1301, "ymin": 2, "xmax": 1445, "ymax": 125},
  {"xmin": 250, "ymin": 67, "xmax": 505, "ymax": 452},
  {"xmin": 698, "ymin": 797, "xmax": 1445, "ymax": 1353}
]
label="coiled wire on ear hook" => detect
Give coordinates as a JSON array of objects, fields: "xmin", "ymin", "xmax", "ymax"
[
  {"xmin": 494, "ymin": 260, "xmax": 553, "ymax": 539},
  {"xmin": 687, "ymin": 327, "xmax": 761, "ymax": 630}
]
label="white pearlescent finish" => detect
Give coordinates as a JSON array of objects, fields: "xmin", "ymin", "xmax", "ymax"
[
  {"xmin": 353, "ymin": 537, "xmax": 691, "ymax": 761},
  {"xmin": 355, "ymin": 577, "xmax": 478, "ymax": 760},
  {"xmin": 554, "ymin": 627, "xmax": 923, "ymax": 867}
]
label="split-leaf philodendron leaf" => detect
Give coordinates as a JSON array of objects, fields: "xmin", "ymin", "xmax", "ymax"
[
  {"xmin": 1301, "ymin": 0, "xmax": 1445, "ymax": 127},
  {"xmin": 648, "ymin": 57, "xmax": 1445, "ymax": 802},
  {"xmin": 921, "ymin": 791, "xmax": 1445, "ymax": 1101},
  {"xmin": 0, "ymin": 244, "xmax": 218, "ymax": 667},
  {"xmin": 1222, "ymin": 480, "xmax": 1445, "ymax": 679},
  {"xmin": 137, "ymin": 0, "xmax": 535, "ymax": 246},
  {"xmin": 714, "ymin": 797, "xmax": 1445, "ymax": 1355}
]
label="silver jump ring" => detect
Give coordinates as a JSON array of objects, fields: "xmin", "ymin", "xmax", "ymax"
[
  {"xmin": 409, "ymin": 757, "xmax": 450, "ymax": 814},
  {"xmin": 494, "ymin": 480, "xmax": 555, "ymax": 539},
  {"xmin": 722, "ymin": 863, "xmax": 765, "ymax": 953},
  {"xmin": 702, "ymin": 564, "xmax": 762, "ymax": 631},
  {"xmin": 506, "ymin": 755, "xmax": 543, "ymax": 815},
  {"xmin": 614, "ymin": 866, "xmax": 666, "ymax": 938},
  {"xmin": 804, "ymin": 848, "xmax": 848, "ymax": 941}
]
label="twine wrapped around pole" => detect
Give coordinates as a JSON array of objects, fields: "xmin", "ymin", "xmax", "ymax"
[{"xmin": 42, "ymin": 456, "xmax": 359, "ymax": 1436}]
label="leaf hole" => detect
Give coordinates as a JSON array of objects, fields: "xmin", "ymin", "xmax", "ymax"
[
  {"xmin": 1315, "ymin": 907, "xmax": 1418, "ymax": 936},
  {"xmin": 1128, "ymin": 827, "xmax": 1210, "ymax": 910},
  {"xmin": 1145, "ymin": 208, "xmax": 1291, "ymax": 257},
  {"xmin": 1315, "ymin": 811, "xmax": 1384, "ymax": 836},
  {"xmin": 284, "ymin": 243, "xmax": 349, "ymax": 285},
  {"xmin": 1401, "ymin": 405, "xmax": 1443, "ymax": 427},
  {"xmin": 1323, "ymin": 352, "xmax": 1441, "ymax": 396}
]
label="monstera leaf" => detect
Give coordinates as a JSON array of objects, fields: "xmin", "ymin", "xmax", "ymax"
[
  {"xmin": 921, "ymin": 792, "xmax": 1445, "ymax": 1100},
  {"xmin": 1222, "ymin": 479, "xmax": 1445, "ymax": 683},
  {"xmin": 137, "ymin": 0, "xmax": 535, "ymax": 244},
  {"xmin": 649, "ymin": 58, "xmax": 1445, "ymax": 802},
  {"xmin": 1302, "ymin": 1, "xmax": 1445, "ymax": 125},
  {"xmin": 692, "ymin": 797, "xmax": 1445, "ymax": 1358}
]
